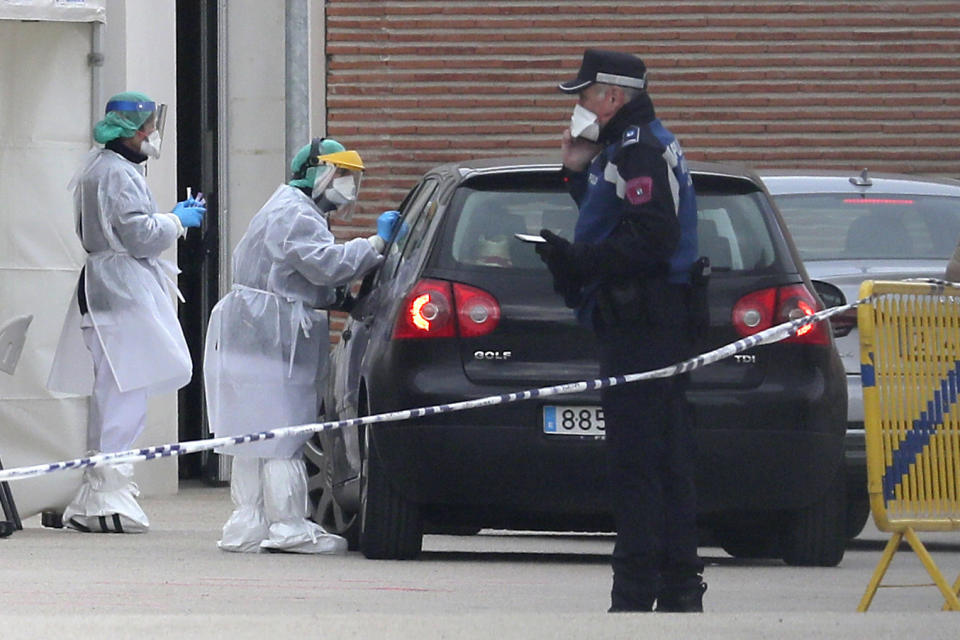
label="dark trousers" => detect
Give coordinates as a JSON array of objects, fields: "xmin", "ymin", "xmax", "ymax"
[{"xmin": 597, "ymin": 319, "xmax": 703, "ymax": 610}]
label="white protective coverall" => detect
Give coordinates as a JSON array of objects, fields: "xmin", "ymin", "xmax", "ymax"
[
  {"xmin": 204, "ymin": 184, "xmax": 382, "ymax": 553},
  {"xmin": 48, "ymin": 148, "xmax": 192, "ymax": 533}
]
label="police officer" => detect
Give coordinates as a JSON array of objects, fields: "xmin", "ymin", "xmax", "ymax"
[{"xmin": 536, "ymin": 49, "xmax": 706, "ymax": 612}]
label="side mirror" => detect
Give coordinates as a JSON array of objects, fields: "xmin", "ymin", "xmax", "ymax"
[
  {"xmin": 811, "ymin": 280, "xmax": 855, "ymax": 338},
  {"xmin": 811, "ymin": 280, "xmax": 844, "ymax": 309}
]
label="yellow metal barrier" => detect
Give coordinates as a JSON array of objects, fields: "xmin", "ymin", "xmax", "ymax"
[{"xmin": 857, "ymin": 280, "xmax": 960, "ymax": 612}]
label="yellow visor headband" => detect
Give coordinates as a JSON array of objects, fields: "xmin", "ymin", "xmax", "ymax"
[{"xmin": 318, "ymin": 150, "xmax": 364, "ymax": 172}]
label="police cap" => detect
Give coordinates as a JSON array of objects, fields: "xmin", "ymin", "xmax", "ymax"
[{"xmin": 558, "ymin": 48, "xmax": 648, "ymax": 94}]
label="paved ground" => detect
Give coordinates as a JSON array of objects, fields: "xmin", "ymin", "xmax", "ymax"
[{"xmin": 0, "ymin": 482, "xmax": 957, "ymax": 638}]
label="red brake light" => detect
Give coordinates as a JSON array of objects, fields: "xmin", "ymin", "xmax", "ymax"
[
  {"xmin": 453, "ymin": 282, "xmax": 500, "ymax": 338},
  {"xmin": 732, "ymin": 285, "xmax": 829, "ymax": 345},
  {"xmin": 776, "ymin": 284, "xmax": 828, "ymax": 345},
  {"xmin": 842, "ymin": 198, "xmax": 914, "ymax": 205},
  {"xmin": 732, "ymin": 288, "xmax": 776, "ymax": 336},
  {"xmin": 393, "ymin": 279, "xmax": 455, "ymax": 339},
  {"xmin": 393, "ymin": 279, "xmax": 501, "ymax": 339}
]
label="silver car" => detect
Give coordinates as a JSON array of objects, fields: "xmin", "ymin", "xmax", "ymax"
[{"xmin": 759, "ymin": 169, "xmax": 960, "ymax": 537}]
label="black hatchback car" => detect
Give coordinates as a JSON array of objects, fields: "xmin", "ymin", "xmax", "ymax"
[{"xmin": 306, "ymin": 157, "xmax": 848, "ymax": 566}]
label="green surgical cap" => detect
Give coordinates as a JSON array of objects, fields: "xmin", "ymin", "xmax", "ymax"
[
  {"xmin": 93, "ymin": 91, "xmax": 156, "ymax": 144},
  {"xmin": 289, "ymin": 138, "xmax": 346, "ymax": 189}
]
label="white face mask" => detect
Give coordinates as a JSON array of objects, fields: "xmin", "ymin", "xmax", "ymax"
[
  {"xmin": 570, "ymin": 104, "xmax": 601, "ymax": 141},
  {"xmin": 325, "ymin": 175, "xmax": 357, "ymax": 205},
  {"xmin": 140, "ymin": 130, "xmax": 162, "ymax": 159}
]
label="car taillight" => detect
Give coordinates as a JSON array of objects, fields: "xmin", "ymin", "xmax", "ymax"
[
  {"xmin": 393, "ymin": 279, "xmax": 500, "ymax": 339},
  {"xmin": 732, "ymin": 284, "xmax": 829, "ymax": 345},
  {"xmin": 453, "ymin": 282, "xmax": 501, "ymax": 338},
  {"xmin": 393, "ymin": 279, "xmax": 455, "ymax": 339}
]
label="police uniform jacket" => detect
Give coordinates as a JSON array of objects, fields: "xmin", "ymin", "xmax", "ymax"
[{"xmin": 562, "ymin": 93, "xmax": 698, "ymax": 330}]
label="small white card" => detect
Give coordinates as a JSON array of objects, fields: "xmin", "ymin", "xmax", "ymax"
[{"xmin": 514, "ymin": 233, "xmax": 547, "ymax": 244}]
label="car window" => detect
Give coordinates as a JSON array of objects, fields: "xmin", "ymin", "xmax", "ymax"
[
  {"xmin": 438, "ymin": 174, "xmax": 779, "ymax": 273},
  {"xmin": 774, "ymin": 194, "xmax": 960, "ymax": 261},
  {"xmin": 380, "ymin": 178, "xmax": 439, "ymax": 278},
  {"xmin": 401, "ymin": 198, "xmax": 438, "ymax": 262},
  {"xmin": 694, "ymin": 191, "xmax": 777, "ymax": 272},
  {"xmin": 449, "ymin": 188, "xmax": 579, "ymax": 270}
]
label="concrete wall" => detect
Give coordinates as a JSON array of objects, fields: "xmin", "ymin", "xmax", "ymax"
[
  {"xmin": 219, "ymin": 1, "xmax": 329, "ymax": 289},
  {"xmin": 220, "ymin": 0, "xmax": 287, "ymax": 286}
]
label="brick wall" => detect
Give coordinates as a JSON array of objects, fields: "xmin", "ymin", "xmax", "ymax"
[{"xmin": 324, "ymin": 0, "xmax": 960, "ymax": 238}]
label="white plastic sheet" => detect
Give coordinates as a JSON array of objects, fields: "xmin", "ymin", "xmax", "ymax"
[
  {"xmin": 0, "ymin": 19, "xmax": 94, "ymax": 517},
  {"xmin": 0, "ymin": 0, "xmax": 104, "ymax": 23},
  {"xmin": 0, "ymin": 314, "xmax": 32, "ymax": 374}
]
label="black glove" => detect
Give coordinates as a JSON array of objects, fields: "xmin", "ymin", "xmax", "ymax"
[
  {"xmin": 535, "ymin": 229, "xmax": 573, "ymax": 273},
  {"xmin": 535, "ymin": 229, "xmax": 582, "ymax": 304}
]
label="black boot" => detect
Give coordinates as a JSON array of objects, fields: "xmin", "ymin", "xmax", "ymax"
[
  {"xmin": 656, "ymin": 581, "xmax": 707, "ymax": 613},
  {"xmin": 608, "ymin": 601, "xmax": 655, "ymax": 613},
  {"xmin": 608, "ymin": 577, "xmax": 656, "ymax": 613}
]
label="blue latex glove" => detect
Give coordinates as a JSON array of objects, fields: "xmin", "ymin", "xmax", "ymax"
[
  {"xmin": 172, "ymin": 199, "xmax": 206, "ymax": 228},
  {"xmin": 377, "ymin": 210, "xmax": 402, "ymax": 241}
]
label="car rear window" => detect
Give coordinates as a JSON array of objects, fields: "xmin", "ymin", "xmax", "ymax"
[
  {"xmin": 439, "ymin": 172, "xmax": 779, "ymax": 273},
  {"xmin": 693, "ymin": 188, "xmax": 777, "ymax": 272},
  {"xmin": 449, "ymin": 187, "xmax": 577, "ymax": 270},
  {"xmin": 774, "ymin": 194, "xmax": 960, "ymax": 261}
]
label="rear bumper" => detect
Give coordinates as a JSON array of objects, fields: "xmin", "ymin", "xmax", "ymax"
[
  {"xmin": 371, "ymin": 419, "xmax": 844, "ymax": 514},
  {"xmin": 368, "ymin": 383, "xmax": 846, "ymax": 521},
  {"xmin": 364, "ymin": 338, "xmax": 846, "ymax": 527}
]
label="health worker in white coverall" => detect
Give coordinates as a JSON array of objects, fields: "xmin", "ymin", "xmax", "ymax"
[
  {"xmin": 48, "ymin": 91, "xmax": 206, "ymax": 533},
  {"xmin": 204, "ymin": 138, "xmax": 399, "ymax": 553}
]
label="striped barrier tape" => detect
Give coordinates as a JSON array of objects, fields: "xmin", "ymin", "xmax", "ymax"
[
  {"xmin": 4, "ymin": 278, "xmax": 956, "ymax": 484},
  {"xmin": 0, "ymin": 295, "xmax": 868, "ymax": 483}
]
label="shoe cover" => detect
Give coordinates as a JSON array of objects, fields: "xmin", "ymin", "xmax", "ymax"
[
  {"xmin": 218, "ymin": 456, "xmax": 269, "ymax": 553},
  {"xmin": 258, "ymin": 457, "xmax": 347, "ymax": 554},
  {"xmin": 62, "ymin": 463, "xmax": 149, "ymax": 533}
]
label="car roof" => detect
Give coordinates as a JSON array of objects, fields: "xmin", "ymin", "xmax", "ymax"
[
  {"xmin": 757, "ymin": 169, "xmax": 960, "ymax": 197},
  {"xmin": 428, "ymin": 154, "xmax": 767, "ymax": 188}
]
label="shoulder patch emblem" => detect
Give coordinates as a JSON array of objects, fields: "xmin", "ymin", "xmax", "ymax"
[
  {"xmin": 622, "ymin": 126, "xmax": 640, "ymax": 147},
  {"xmin": 625, "ymin": 176, "xmax": 653, "ymax": 205}
]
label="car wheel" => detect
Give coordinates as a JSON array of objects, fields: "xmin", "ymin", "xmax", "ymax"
[
  {"xmin": 781, "ymin": 469, "xmax": 847, "ymax": 567},
  {"xmin": 304, "ymin": 433, "xmax": 360, "ymax": 550},
  {"xmin": 359, "ymin": 426, "xmax": 423, "ymax": 559},
  {"xmin": 845, "ymin": 495, "xmax": 870, "ymax": 540},
  {"xmin": 714, "ymin": 528, "xmax": 780, "ymax": 559}
]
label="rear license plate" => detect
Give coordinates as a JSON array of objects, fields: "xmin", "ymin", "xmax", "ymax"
[{"xmin": 543, "ymin": 405, "xmax": 605, "ymax": 437}]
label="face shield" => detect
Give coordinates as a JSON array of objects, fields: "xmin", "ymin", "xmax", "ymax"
[
  {"xmin": 103, "ymin": 98, "xmax": 166, "ymax": 158},
  {"xmin": 152, "ymin": 103, "xmax": 168, "ymax": 141},
  {"xmin": 139, "ymin": 103, "xmax": 166, "ymax": 158},
  {"xmin": 311, "ymin": 150, "xmax": 365, "ymax": 221}
]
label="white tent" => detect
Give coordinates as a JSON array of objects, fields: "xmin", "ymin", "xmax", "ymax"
[{"xmin": 0, "ymin": 0, "xmax": 178, "ymax": 520}]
